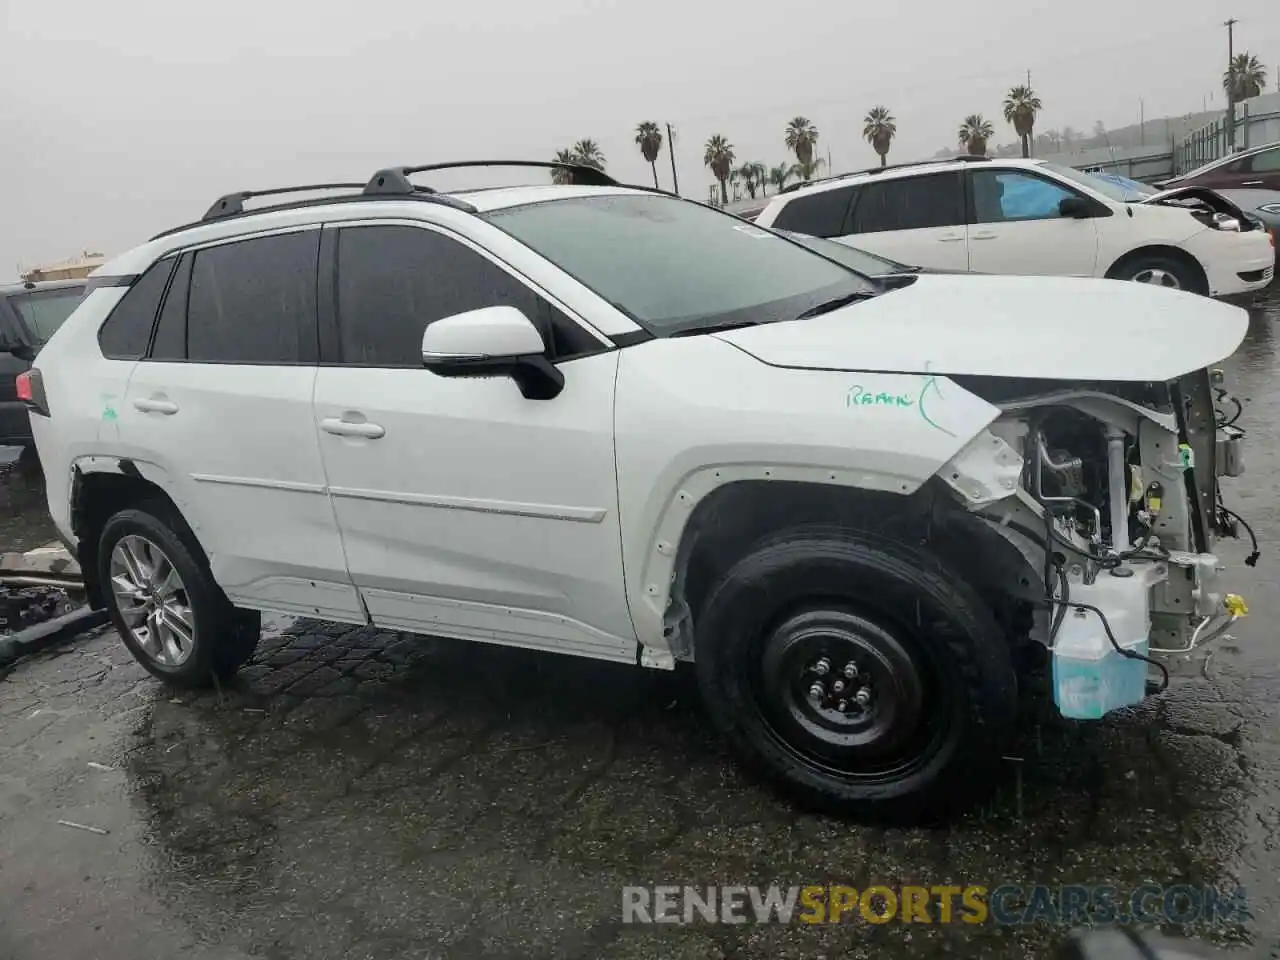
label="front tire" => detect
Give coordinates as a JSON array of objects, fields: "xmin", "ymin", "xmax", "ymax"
[
  {"xmin": 694, "ymin": 526, "xmax": 1017, "ymax": 823},
  {"xmin": 98, "ymin": 500, "xmax": 260, "ymax": 687},
  {"xmin": 1113, "ymin": 253, "xmax": 1203, "ymax": 293}
]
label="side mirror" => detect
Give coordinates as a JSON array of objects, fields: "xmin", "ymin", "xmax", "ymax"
[
  {"xmin": 0, "ymin": 342, "xmax": 36, "ymax": 363},
  {"xmin": 1059, "ymin": 197, "xmax": 1092, "ymax": 219},
  {"xmin": 420, "ymin": 305, "xmax": 564, "ymax": 401}
]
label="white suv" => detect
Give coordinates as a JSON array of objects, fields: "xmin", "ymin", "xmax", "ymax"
[
  {"xmin": 24, "ymin": 161, "xmax": 1257, "ymax": 821},
  {"xmin": 755, "ymin": 156, "xmax": 1275, "ymax": 297}
]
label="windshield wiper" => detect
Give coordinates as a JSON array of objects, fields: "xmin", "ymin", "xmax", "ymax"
[
  {"xmin": 669, "ymin": 319, "xmax": 768, "ymax": 337},
  {"xmin": 793, "ymin": 290, "xmax": 874, "ymax": 321}
]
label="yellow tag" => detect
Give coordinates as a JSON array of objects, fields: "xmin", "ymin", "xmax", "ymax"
[
  {"xmin": 1225, "ymin": 594, "xmax": 1249, "ymax": 617},
  {"xmin": 1148, "ymin": 496, "xmax": 1162, "ymax": 514}
]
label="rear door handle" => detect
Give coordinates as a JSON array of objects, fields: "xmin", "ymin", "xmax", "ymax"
[
  {"xmin": 133, "ymin": 397, "xmax": 179, "ymax": 415},
  {"xmin": 1242, "ymin": 180, "xmax": 1263, "ymax": 186},
  {"xmin": 937, "ymin": 233, "xmax": 965, "ymax": 242},
  {"xmin": 321, "ymin": 417, "xmax": 385, "ymax": 440},
  {"xmin": 969, "ymin": 231, "xmax": 997, "ymax": 240}
]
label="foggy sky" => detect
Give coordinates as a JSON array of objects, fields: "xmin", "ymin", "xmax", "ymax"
[{"xmin": 2, "ymin": 0, "xmax": 1277, "ymax": 273}]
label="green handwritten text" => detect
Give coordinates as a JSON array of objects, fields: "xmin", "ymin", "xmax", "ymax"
[{"xmin": 846, "ymin": 385, "xmax": 914, "ymax": 409}]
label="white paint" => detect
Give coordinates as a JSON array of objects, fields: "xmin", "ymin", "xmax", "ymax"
[
  {"xmin": 713, "ymin": 273, "xmax": 1248, "ymax": 383},
  {"xmin": 754, "ymin": 157, "xmax": 1276, "ymax": 297}
]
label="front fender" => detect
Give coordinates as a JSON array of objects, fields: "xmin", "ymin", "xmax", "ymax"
[{"xmin": 614, "ymin": 337, "xmax": 1002, "ymax": 653}]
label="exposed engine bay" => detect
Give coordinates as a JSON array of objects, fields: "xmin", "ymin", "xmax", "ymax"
[
  {"xmin": 937, "ymin": 367, "xmax": 1256, "ymax": 719},
  {"xmin": 1138, "ymin": 185, "xmax": 1266, "ymax": 234}
]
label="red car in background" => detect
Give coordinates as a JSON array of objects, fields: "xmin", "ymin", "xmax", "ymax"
[{"xmin": 1157, "ymin": 139, "xmax": 1280, "ymax": 191}]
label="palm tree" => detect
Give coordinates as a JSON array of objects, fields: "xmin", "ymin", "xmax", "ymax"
[
  {"xmin": 784, "ymin": 117, "xmax": 820, "ymax": 180},
  {"xmin": 750, "ymin": 162, "xmax": 768, "ymax": 196},
  {"xmin": 703, "ymin": 135, "xmax": 736, "ymax": 205},
  {"xmin": 550, "ymin": 148, "xmax": 577, "ymax": 184},
  {"xmin": 635, "ymin": 122, "xmax": 663, "ymax": 188},
  {"xmin": 1224, "ymin": 53, "xmax": 1268, "ymax": 102},
  {"xmin": 958, "ymin": 114, "xmax": 995, "ymax": 156},
  {"xmin": 571, "ymin": 139, "xmax": 606, "ymax": 171},
  {"xmin": 733, "ymin": 161, "xmax": 769, "ymax": 199},
  {"xmin": 862, "ymin": 106, "xmax": 897, "ymax": 167},
  {"xmin": 768, "ymin": 163, "xmax": 792, "ymax": 194},
  {"xmin": 1002, "ymin": 85, "xmax": 1043, "ymax": 158}
]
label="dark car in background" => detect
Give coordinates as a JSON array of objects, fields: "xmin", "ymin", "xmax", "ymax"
[
  {"xmin": 1216, "ymin": 188, "xmax": 1280, "ymax": 252},
  {"xmin": 0, "ymin": 279, "xmax": 86, "ymax": 445},
  {"xmin": 1156, "ymin": 140, "xmax": 1280, "ymax": 191}
]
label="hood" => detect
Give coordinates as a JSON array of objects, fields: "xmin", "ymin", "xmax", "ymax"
[
  {"xmin": 713, "ymin": 274, "xmax": 1248, "ymax": 383},
  {"xmin": 1137, "ymin": 185, "xmax": 1258, "ymax": 227}
]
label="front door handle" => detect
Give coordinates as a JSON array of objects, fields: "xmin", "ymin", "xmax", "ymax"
[
  {"xmin": 133, "ymin": 397, "xmax": 179, "ymax": 415},
  {"xmin": 1242, "ymin": 180, "xmax": 1263, "ymax": 186},
  {"xmin": 321, "ymin": 417, "xmax": 385, "ymax": 440}
]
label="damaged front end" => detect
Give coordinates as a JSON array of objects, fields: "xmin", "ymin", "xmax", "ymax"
[{"xmin": 933, "ymin": 368, "xmax": 1255, "ymax": 720}]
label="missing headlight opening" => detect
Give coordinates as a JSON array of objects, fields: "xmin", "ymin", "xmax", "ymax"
[{"xmin": 938, "ymin": 369, "xmax": 1257, "ymax": 721}]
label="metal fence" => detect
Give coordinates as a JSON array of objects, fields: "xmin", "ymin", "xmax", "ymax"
[{"xmin": 1174, "ymin": 91, "xmax": 1280, "ymax": 174}]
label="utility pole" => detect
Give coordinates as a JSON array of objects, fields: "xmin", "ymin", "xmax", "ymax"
[
  {"xmin": 1224, "ymin": 18, "xmax": 1238, "ymax": 150},
  {"xmin": 1026, "ymin": 68, "xmax": 1031, "ymax": 89},
  {"xmin": 666, "ymin": 123, "xmax": 679, "ymax": 196},
  {"xmin": 1139, "ymin": 98, "xmax": 1145, "ymax": 145}
]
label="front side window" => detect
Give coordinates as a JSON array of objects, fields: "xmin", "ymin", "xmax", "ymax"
[
  {"xmin": 334, "ymin": 225, "xmax": 599, "ymax": 367},
  {"xmin": 770, "ymin": 185, "xmax": 857, "ymax": 237},
  {"xmin": 184, "ymin": 231, "xmax": 318, "ymax": 364},
  {"xmin": 850, "ymin": 173, "xmax": 965, "ymax": 233},
  {"xmin": 98, "ymin": 259, "xmax": 176, "ymax": 359},
  {"xmin": 10, "ymin": 286, "xmax": 87, "ymax": 342},
  {"xmin": 484, "ymin": 194, "xmax": 874, "ymax": 335},
  {"xmin": 969, "ymin": 170, "xmax": 1079, "ymax": 223}
]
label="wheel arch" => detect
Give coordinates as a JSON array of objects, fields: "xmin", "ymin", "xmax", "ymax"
[
  {"xmin": 1103, "ymin": 244, "xmax": 1209, "ymax": 294},
  {"xmin": 656, "ymin": 476, "xmax": 1044, "ymax": 665},
  {"xmin": 70, "ymin": 457, "xmax": 199, "ymax": 609}
]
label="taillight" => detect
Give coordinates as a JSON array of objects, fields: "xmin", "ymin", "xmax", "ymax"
[{"xmin": 16, "ymin": 368, "xmax": 49, "ymax": 417}]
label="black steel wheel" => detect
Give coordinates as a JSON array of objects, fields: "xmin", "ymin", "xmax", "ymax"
[{"xmin": 694, "ymin": 524, "xmax": 1016, "ymax": 823}]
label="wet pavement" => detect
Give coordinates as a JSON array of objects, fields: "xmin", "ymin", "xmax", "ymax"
[{"xmin": 2, "ymin": 291, "xmax": 1280, "ymax": 960}]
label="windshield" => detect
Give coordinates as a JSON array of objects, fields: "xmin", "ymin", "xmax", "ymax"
[
  {"xmin": 1038, "ymin": 162, "xmax": 1155, "ymax": 203},
  {"xmin": 8, "ymin": 287, "xmax": 86, "ymax": 341},
  {"xmin": 484, "ymin": 194, "xmax": 876, "ymax": 335},
  {"xmin": 779, "ymin": 232, "xmax": 909, "ymax": 275}
]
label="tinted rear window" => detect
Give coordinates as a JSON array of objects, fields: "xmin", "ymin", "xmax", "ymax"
[
  {"xmin": 771, "ymin": 185, "xmax": 857, "ymax": 237},
  {"xmin": 851, "ymin": 173, "xmax": 964, "ymax": 233},
  {"xmin": 98, "ymin": 260, "xmax": 176, "ymax": 359},
  {"xmin": 184, "ymin": 232, "xmax": 318, "ymax": 364},
  {"xmin": 11, "ymin": 287, "xmax": 87, "ymax": 341}
]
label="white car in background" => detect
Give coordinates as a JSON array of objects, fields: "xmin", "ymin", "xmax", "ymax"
[{"xmin": 755, "ymin": 157, "xmax": 1274, "ymax": 297}]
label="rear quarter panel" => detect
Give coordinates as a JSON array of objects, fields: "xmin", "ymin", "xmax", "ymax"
[{"xmin": 28, "ymin": 287, "xmax": 138, "ymax": 539}]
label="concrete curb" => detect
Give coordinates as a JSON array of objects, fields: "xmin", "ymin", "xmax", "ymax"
[{"xmin": 0, "ymin": 606, "xmax": 108, "ymax": 670}]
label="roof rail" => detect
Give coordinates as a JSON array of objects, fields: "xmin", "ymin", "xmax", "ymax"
[
  {"xmin": 364, "ymin": 160, "xmax": 619, "ymax": 195},
  {"xmin": 779, "ymin": 155, "xmax": 993, "ymax": 194},
  {"xmin": 203, "ymin": 183, "xmax": 368, "ymax": 221}
]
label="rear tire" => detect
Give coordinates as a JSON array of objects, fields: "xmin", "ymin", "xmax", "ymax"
[
  {"xmin": 694, "ymin": 525, "xmax": 1017, "ymax": 823},
  {"xmin": 97, "ymin": 499, "xmax": 260, "ymax": 687}
]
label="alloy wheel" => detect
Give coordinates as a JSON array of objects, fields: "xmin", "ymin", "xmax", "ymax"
[
  {"xmin": 109, "ymin": 534, "xmax": 196, "ymax": 667},
  {"xmin": 1130, "ymin": 267, "xmax": 1181, "ymax": 289}
]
